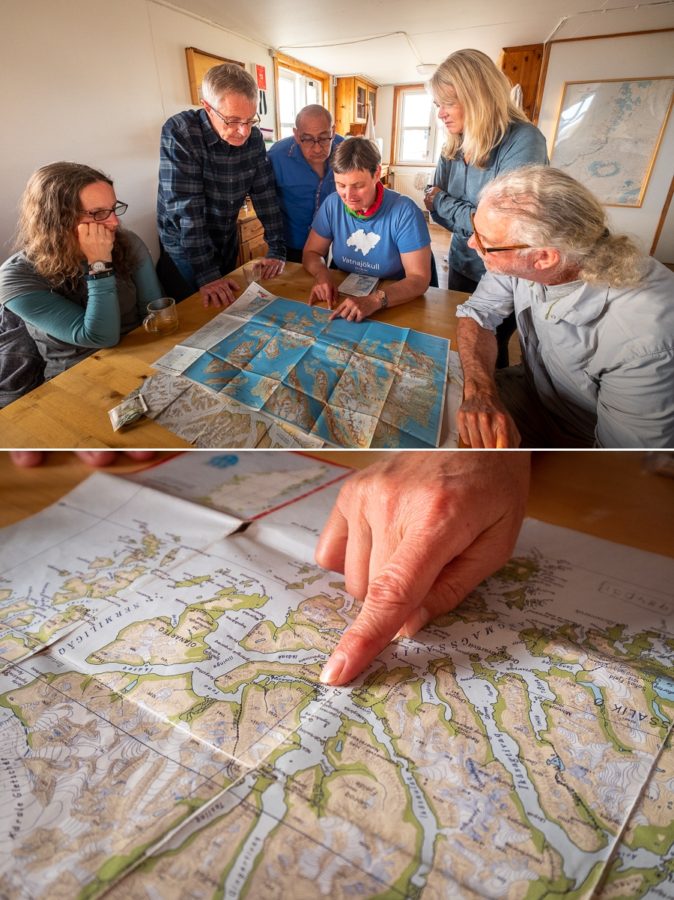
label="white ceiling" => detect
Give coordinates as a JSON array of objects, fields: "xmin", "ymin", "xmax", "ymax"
[{"xmin": 162, "ymin": 0, "xmax": 674, "ymax": 84}]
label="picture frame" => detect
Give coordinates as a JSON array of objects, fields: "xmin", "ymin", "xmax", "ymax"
[
  {"xmin": 185, "ymin": 47, "xmax": 244, "ymax": 105},
  {"xmin": 550, "ymin": 76, "xmax": 674, "ymax": 207}
]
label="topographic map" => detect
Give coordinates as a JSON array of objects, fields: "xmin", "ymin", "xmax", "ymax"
[
  {"xmin": 551, "ymin": 78, "xmax": 674, "ymax": 205},
  {"xmin": 150, "ymin": 285, "xmax": 450, "ymax": 449},
  {"xmin": 1, "ymin": 452, "xmax": 673, "ymax": 899}
]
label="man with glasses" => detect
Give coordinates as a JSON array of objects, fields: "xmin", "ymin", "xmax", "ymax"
[
  {"xmin": 157, "ymin": 64, "xmax": 285, "ymax": 307},
  {"xmin": 268, "ymin": 105, "xmax": 344, "ymax": 262},
  {"xmin": 455, "ymin": 165, "xmax": 674, "ymax": 448}
]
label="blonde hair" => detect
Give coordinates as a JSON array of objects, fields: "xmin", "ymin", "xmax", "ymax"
[
  {"xmin": 480, "ymin": 166, "xmax": 645, "ymax": 287},
  {"xmin": 430, "ymin": 49, "xmax": 529, "ymax": 167},
  {"xmin": 16, "ymin": 162, "xmax": 135, "ymax": 288}
]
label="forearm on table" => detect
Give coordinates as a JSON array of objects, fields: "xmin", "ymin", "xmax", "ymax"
[
  {"xmin": 6, "ymin": 281, "xmax": 122, "ymax": 348},
  {"xmin": 382, "ymin": 273, "xmax": 427, "ymax": 306},
  {"xmin": 303, "ymin": 250, "xmax": 332, "ymax": 280}
]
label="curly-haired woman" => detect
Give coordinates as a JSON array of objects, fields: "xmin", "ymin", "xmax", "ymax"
[{"xmin": 0, "ymin": 162, "xmax": 163, "ymax": 406}]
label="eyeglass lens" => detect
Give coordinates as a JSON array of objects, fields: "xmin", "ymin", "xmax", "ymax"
[{"xmin": 89, "ymin": 202, "xmax": 128, "ymax": 222}]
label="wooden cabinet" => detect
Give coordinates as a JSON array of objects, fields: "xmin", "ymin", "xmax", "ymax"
[
  {"xmin": 335, "ymin": 77, "xmax": 378, "ymax": 136},
  {"xmin": 499, "ymin": 44, "xmax": 544, "ymax": 123},
  {"xmin": 236, "ymin": 203, "xmax": 268, "ymax": 266}
]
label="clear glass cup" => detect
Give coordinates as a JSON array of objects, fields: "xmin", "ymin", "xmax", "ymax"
[
  {"xmin": 243, "ymin": 259, "xmax": 263, "ymax": 285},
  {"xmin": 143, "ymin": 297, "xmax": 179, "ymax": 335}
]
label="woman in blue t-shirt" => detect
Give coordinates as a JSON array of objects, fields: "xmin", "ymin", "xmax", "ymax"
[{"xmin": 303, "ymin": 138, "xmax": 432, "ymax": 323}]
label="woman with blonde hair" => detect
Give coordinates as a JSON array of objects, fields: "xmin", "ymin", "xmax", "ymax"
[
  {"xmin": 424, "ymin": 48, "xmax": 548, "ymax": 365},
  {"xmin": 0, "ymin": 162, "xmax": 163, "ymax": 405}
]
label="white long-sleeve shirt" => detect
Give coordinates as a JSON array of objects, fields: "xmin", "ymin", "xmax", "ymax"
[{"xmin": 456, "ymin": 258, "xmax": 674, "ymax": 448}]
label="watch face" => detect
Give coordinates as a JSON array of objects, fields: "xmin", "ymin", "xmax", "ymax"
[{"xmin": 90, "ymin": 261, "xmax": 108, "ymax": 273}]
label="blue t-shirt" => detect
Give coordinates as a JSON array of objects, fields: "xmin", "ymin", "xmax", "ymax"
[{"xmin": 311, "ymin": 189, "xmax": 430, "ymax": 281}]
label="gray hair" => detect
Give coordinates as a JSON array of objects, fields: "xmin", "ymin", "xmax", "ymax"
[
  {"xmin": 331, "ymin": 137, "xmax": 380, "ymax": 176},
  {"xmin": 295, "ymin": 104, "xmax": 333, "ymax": 130},
  {"xmin": 201, "ymin": 63, "xmax": 258, "ymax": 106},
  {"xmin": 480, "ymin": 166, "xmax": 645, "ymax": 287}
]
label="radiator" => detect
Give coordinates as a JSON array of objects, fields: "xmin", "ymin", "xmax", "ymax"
[{"xmin": 390, "ymin": 168, "xmax": 435, "ymax": 209}]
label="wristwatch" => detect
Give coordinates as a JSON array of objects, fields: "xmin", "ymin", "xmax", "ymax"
[
  {"xmin": 377, "ymin": 290, "xmax": 389, "ymax": 309},
  {"xmin": 87, "ymin": 260, "xmax": 115, "ymax": 279}
]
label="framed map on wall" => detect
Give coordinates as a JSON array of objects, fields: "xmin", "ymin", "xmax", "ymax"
[
  {"xmin": 550, "ymin": 76, "xmax": 674, "ymax": 207},
  {"xmin": 185, "ymin": 47, "xmax": 244, "ymax": 105}
]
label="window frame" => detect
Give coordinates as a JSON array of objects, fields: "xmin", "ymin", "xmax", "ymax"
[
  {"xmin": 392, "ymin": 83, "xmax": 443, "ymax": 167},
  {"xmin": 273, "ymin": 52, "xmax": 331, "ymax": 141}
]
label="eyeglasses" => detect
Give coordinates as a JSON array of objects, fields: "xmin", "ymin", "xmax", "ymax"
[
  {"xmin": 470, "ymin": 212, "xmax": 531, "ymax": 254},
  {"xmin": 81, "ymin": 202, "xmax": 128, "ymax": 222},
  {"xmin": 299, "ymin": 135, "xmax": 333, "ymax": 147},
  {"xmin": 207, "ymin": 104, "xmax": 260, "ymax": 130}
]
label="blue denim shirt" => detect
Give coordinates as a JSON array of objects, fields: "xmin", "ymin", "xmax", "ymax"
[
  {"xmin": 268, "ymin": 135, "xmax": 345, "ymax": 251},
  {"xmin": 456, "ymin": 258, "xmax": 674, "ymax": 447},
  {"xmin": 431, "ymin": 121, "xmax": 548, "ymax": 282}
]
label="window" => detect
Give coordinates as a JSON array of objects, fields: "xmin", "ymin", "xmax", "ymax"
[
  {"xmin": 393, "ymin": 85, "xmax": 445, "ymax": 165},
  {"xmin": 277, "ymin": 67, "xmax": 322, "ymax": 138},
  {"xmin": 273, "ymin": 53, "xmax": 330, "ymax": 140}
]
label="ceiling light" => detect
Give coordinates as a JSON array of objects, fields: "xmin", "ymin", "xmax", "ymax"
[{"xmin": 416, "ymin": 63, "xmax": 437, "ymax": 77}]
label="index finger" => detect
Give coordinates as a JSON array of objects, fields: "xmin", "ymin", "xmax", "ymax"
[{"xmin": 319, "ymin": 527, "xmax": 461, "ymax": 685}]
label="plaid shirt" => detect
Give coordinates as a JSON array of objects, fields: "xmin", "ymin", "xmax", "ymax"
[{"xmin": 157, "ymin": 109, "xmax": 285, "ymax": 286}]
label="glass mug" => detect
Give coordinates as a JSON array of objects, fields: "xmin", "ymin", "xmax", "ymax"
[{"xmin": 143, "ymin": 297, "xmax": 179, "ymax": 335}]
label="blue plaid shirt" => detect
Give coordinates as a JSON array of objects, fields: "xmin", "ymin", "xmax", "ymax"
[{"xmin": 157, "ymin": 109, "xmax": 285, "ymax": 286}]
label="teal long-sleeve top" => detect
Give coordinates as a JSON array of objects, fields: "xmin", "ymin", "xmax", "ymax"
[
  {"xmin": 0, "ymin": 230, "xmax": 163, "ymax": 380},
  {"xmin": 430, "ymin": 121, "xmax": 549, "ymax": 282}
]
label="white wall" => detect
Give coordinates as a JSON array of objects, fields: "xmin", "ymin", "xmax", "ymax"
[
  {"xmin": 0, "ymin": 0, "xmax": 276, "ymax": 263},
  {"xmin": 537, "ymin": 31, "xmax": 674, "ymax": 260}
]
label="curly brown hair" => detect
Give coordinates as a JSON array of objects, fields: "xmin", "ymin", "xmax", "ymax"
[{"xmin": 15, "ymin": 162, "xmax": 136, "ymax": 289}]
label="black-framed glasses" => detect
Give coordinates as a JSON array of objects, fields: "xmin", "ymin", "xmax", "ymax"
[
  {"xmin": 299, "ymin": 134, "xmax": 333, "ymax": 147},
  {"xmin": 81, "ymin": 202, "xmax": 128, "ymax": 222},
  {"xmin": 470, "ymin": 211, "xmax": 531, "ymax": 254},
  {"xmin": 207, "ymin": 104, "xmax": 260, "ymax": 129}
]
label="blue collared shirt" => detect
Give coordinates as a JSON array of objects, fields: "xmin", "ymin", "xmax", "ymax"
[
  {"xmin": 268, "ymin": 135, "xmax": 344, "ymax": 251},
  {"xmin": 157, "ymin": 109, "xmax": 285, "ymax": 287},
  {"xmin": 456, "ymin": 259, "xmax": 674, "ymax": 447}
]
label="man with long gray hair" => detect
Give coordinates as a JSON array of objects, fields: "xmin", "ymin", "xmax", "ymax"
[
  {"xmin": 456, "ymin": 165, "xmax": 674, "ymax": 448},
  {"xmin": 157, "ymin": 63, "xmax": 285, "ymax": 307}
]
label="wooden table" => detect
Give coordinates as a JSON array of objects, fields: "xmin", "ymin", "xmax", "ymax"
[
  {"xmin": 0, "ymin": 264, "xmax": 466, "ymax": 449},
  {"xmin": 2, "ymin": 450, "xmax": 673, "ymax": 559}
]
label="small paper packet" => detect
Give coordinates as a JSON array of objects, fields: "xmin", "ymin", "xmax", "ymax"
[{"xmin": 108, "ymin": 393, "xmax": 149, "ymax": 431}]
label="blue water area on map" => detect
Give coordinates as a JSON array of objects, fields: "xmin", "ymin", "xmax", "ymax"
[
  {"xmin": 221, "ymin": 370, "xmax": 277, "ymax": 410},
  {"xmin": 183, "ymin": 353, "xmax": 240, "ymax": 392},
  {"xmin": 654, "ymin": 676, "xmax": 674, "ymax": 702},
  {"xmin": 209, "ymin": 325, "xmax": 272, "ymax": 366},
  {"xmin": 358, "ymin": 320, "xmax": 408, "ymax": 363},
  {"xmin": 252, "ymin": 298, "xmax": 327, "ymax": 337},
  {"xmin": 282, "ymin": 344, "xmax": 347, "ymax": 402},
  {"xmin": 247, "ymin": 331, "xmax": 312, "ymax": 380}
]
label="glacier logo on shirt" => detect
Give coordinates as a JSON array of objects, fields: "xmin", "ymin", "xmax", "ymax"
[{"xmin": 346, "ymin": 229, "xmax": 380, "ymax": 256}]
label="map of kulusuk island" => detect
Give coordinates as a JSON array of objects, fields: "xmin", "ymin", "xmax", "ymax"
[
  {"xmin": 0, "ymin": 451, "xmax": 673, "ymax": 899},
  {"xmin": 150, "ymin": 284, "xmax": 450, "ymax": 448}
]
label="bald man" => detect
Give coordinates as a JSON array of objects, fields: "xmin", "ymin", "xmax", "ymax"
[{"xmin": 268, "ymin": 105, "xmax": 344, "ymax": 262}]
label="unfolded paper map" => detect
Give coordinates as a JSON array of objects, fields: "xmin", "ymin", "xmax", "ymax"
[
  {"xmin": 1, "ymin": 451, "xmax": 673, "ymax": 899},
  {"xmin": 152, "ymin": 285, "xmax": 450, "ymax": 448}
]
